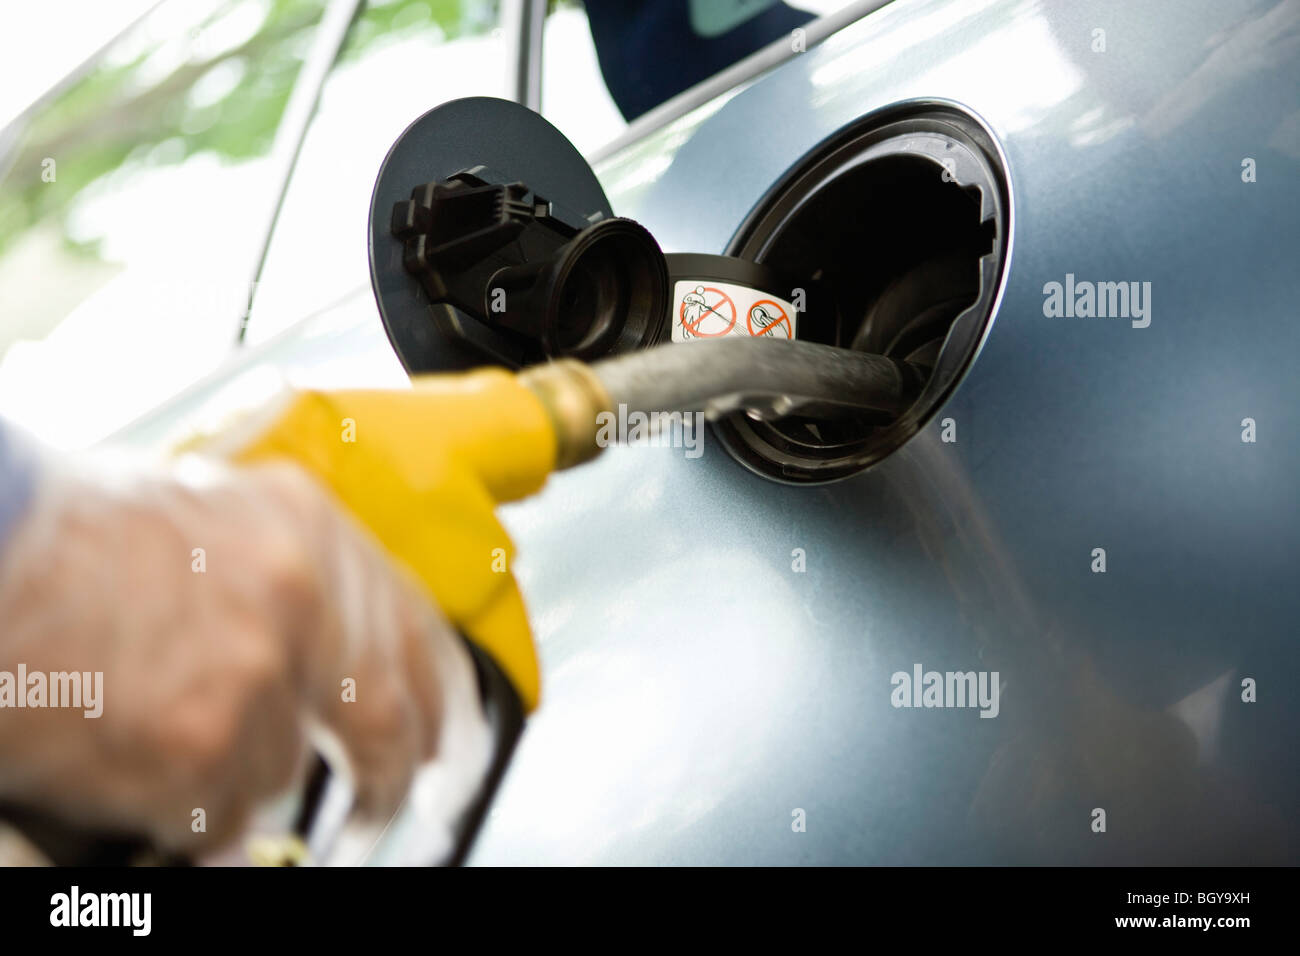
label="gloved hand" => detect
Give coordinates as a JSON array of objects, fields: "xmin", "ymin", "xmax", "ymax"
[
  {"xmin": 0, "ymin": 455, "xmax": 474, "ymax": 854},
  {"xmin": 220, "ymin": 369, "xmax": 561, "ymax": 712}
]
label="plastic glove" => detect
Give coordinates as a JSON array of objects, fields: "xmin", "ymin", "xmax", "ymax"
[
  {"xmin": 217, "ymin": 369, "xmax": 560, "ymax": 711},
  {"xmin": 0, "ymin": 453, "xmax": 474, "ymax": 854}
]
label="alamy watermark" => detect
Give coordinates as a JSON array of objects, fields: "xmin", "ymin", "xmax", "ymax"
[
  {"xmin": 1042, "ymin": 273, "xmax": 1151, "ymax": 328},
  {"xmin": 595, "ymin": 405, "xmax": 705, "ymax": 459},
  {"xmin": 0, "ymin": 665, "xmax": 103, "ymax": 718},
  {"xmin": 50, "ymin": 886, "xmax": 150, "ymax": 935},
  {"xmin": 890, "ymin": 663, "xmax": 1000, "ymax": 718}
]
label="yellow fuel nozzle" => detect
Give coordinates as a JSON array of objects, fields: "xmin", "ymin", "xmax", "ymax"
[{"xmin": 193, "ymin": 362, "xmax": 610, "ymax": 713}]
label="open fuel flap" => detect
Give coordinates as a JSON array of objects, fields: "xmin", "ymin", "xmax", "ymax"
[
  {"xmin": 719, "ymin": 102, "xmax": 1011, "ymax": 482},
  {"xmin": 369, "ymin": 98, "xmax": 1010, "ymax": 483}
]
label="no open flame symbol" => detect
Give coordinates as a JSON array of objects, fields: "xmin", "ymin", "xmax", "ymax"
[{"xmin": 677, "ymin": 285, "xmax": 795, "ymax": 341}]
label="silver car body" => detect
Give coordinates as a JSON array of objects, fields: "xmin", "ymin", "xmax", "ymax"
[{"xmin": 116, "ymin": 0, "xmax": 1300, "ymax": 864}]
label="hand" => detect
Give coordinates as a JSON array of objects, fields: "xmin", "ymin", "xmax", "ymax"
[{"xmin": 0, "ymin": 459, "xmax": 471, "ymax": 853}]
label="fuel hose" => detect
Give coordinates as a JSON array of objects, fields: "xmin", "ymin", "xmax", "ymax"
[{"xmin": 520, "ymin": 336, "xmax": 928, "ymax": 469}]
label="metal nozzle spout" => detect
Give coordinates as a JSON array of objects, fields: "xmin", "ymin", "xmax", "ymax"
[{"xmin": 518, "ymin": 359, "xmax": 612, "ymax": 470}]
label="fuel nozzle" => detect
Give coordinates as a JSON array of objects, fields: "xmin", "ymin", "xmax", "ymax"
[{"xmin": 392, "ymin": 170, "xmax": 668, "ymax": 364}]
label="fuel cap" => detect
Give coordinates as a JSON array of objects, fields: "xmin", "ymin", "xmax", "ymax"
[{"xmin": 370, "ymin": 96, "xmax": 668, "ymax": 373}]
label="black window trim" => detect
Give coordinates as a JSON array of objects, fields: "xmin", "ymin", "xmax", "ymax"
[{"xmin": 587, "ymin": 0, "xmax": 893, "ymax": 165}]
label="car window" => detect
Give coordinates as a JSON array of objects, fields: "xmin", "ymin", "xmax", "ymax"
[
  {"xmin": 0, "ymin": 0, "xmax": 332, "ymax": 447},
  {"xmin": 541, "ymin": 0, "xmax": 855, "ymax": 154},
  {"xmin": 242, "ymin": 0, "xmax": 507, "ymax": 345},
  {"xmin": 0, "ymin": 0, "xmax": 507, "ymax": 443}
]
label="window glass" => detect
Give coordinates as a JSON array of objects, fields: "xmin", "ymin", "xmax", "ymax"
[
  {"xmin": 0, "ymin": 0, "xmax": 330, "ymax": 447},
  {"xmin": 542, "ymin": 0, "xmax": 855, "ymax": 155},
  {"xmin": 243, "ymin": 0, "xmax": 506, "ymax": 344}
]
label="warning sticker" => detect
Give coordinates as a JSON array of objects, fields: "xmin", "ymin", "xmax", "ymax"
[{"xmin": 671, "ymin": 280, "xmax": 797, "ymax": 343}]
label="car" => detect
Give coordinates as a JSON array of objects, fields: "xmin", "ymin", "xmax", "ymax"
[{"xmin": 2, "ymin": 0, "xmax": 1296, "ymax": 865}]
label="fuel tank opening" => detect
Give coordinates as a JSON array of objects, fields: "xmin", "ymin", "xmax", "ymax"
[{"xmin": 718, "ymin": 102, "xmax": 1011, "ymax": 484}]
